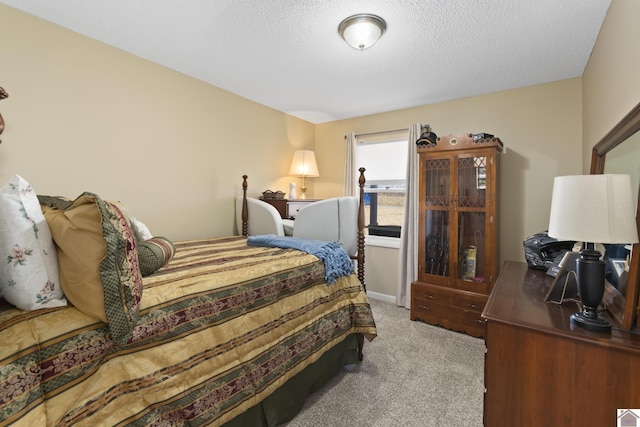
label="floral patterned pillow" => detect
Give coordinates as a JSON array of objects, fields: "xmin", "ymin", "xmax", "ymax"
[{"xmin": 0, "ymin": 175, "xmax": 67, "ymax": 310}]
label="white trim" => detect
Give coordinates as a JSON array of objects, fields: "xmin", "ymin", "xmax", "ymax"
[
  {"xmin": 366, "ymin": 291, "xmax": 396, "ymax": 304},
  {"xmin": 365, "ymin": 235, "xmax": 400, "ymax": 249}
]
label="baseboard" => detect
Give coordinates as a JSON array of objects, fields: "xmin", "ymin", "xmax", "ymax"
[{"xmin": 366, "ymin": 291, "xmax": 396, "ymax": 304}]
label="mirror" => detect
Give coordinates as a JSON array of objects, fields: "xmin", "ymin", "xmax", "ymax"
[{"xmin": 591, "ymin": 101, "xmax": 640, "ymax": 330}]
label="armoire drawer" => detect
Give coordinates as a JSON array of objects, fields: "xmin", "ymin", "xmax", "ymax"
[
  {"xmin": 410, "ymin": 281, "xmax": 487, "ymax": 337},
  {"xmin": 411, "ymin": 282, "xmax": 487, "ymax": 312}
]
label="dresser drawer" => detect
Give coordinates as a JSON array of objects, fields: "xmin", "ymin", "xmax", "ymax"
[{"xmin": 287, "ymin": 201, "xmax": 315, "ymax": 218}]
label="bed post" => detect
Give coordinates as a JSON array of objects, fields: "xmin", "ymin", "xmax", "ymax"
[
  {"xmin": 357, "ymin": 167, "xmax": 367, "ymax": 361},
  {"xmin": 241, "ymin": 175, "xmax": 248, "ymax": 237},
  {"xmin": 357, "ymin": 167, "xmax": 366, "ymax": 290}
]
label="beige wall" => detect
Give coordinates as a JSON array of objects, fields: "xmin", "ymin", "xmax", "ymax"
[
  {"xmin": 316, "ymin": 80, "xmax": 583, "ymax": 297},
  {"xmin": 0, "ymin": 4, "xmax": 315, "ymax": 240},
  {"xmin": 363, "ymin": 244, "xmax": 399, "ymax": 302},
  {"xmin": 582, "ymin": 0, "xmax": 640, "ymax": 168}
]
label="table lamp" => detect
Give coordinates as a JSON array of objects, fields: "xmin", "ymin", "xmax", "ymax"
[
  {"xmin": 289, "ymin": 150, "xmax": 319, "ymax": 199},
  {"xmin": 548, "ymin": 174, "xmax": 639, "ymax": 332}
]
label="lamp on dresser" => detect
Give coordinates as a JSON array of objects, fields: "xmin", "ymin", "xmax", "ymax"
[
  {"xmin": 289, "ymin": 150, "xmax": 319, "ymax": 199},
  {"xmin": 548, "ymin": 174, "xmax": 639, "ymax": 332}
]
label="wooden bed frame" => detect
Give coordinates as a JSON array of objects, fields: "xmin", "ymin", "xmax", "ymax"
[{"xmin": 240, "ymin": 167, "xmax": 367, "ymax": 290}]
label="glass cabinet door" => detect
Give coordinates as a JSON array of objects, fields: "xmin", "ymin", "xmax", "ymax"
[
  {"xmin": 423, "ymin": 157, "xmax": 451, "ymax": 277},
  {"xmin": 457, "ymin": 155, "xmax": 488, "ymax": 284}
]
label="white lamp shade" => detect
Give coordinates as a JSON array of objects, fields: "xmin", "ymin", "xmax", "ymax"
[
  {"xmin": 289, "ymin": 150, "xmax": 319, "ymax": 177},
  {"xmin": 548, "ymin": 174, "xmax": 639, "ymax": 244},
  {"xmin": 338, "ymin": 14, "xmax": 386, "ymax": 50}
]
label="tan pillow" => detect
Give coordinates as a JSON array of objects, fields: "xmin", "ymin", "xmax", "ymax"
[
  {"xmin": 40, "ymin": 193, "xmax": 142, "ymax": 344},
  {"xmin": 41, "ymin": 200, "xmax": 106, "ymax": 320}
]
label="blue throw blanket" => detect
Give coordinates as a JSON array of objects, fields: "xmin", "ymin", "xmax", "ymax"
[{"xmin": 247, "ymin": 235, "xmax": 353, "ymax": 284}]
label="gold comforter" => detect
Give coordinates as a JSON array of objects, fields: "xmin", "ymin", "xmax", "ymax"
[{"xmin": 0, "ymin": 237, "xmax": 377, "ymax": 426}]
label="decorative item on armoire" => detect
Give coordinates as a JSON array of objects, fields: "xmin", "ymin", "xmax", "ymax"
[
  {"xmin": 415, "ymin": 124, "xmax": 437, "ymax": 147},
  {"xmin": 0, "ymin": 86, "xmax": 8, "ymax": 143}
]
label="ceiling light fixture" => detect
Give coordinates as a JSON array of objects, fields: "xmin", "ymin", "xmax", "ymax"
[{"xmin": 338, "ymin": 13, "xmax": 386, "ymax": 51}]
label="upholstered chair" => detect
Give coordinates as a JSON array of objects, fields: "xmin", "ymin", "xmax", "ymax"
[
  {"xmin": 292, "ymin": 197, "xmax": 359, "ymax": 257},
  {"xmin": 235, "ymin": 197, "xmax": 285, "ymax": 236}
]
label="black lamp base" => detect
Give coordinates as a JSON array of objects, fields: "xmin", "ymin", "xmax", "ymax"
[
  {"xmin": 572, "ymin": 249, "xmax": 611, "ymax": 333},
  {"xmin": 570, "ymin": 311, "xmax": 612, "ymax": 333}
]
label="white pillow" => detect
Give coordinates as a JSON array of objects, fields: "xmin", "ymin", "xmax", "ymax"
[
  {"xmin": 130, "ymin": 217, "xmax": 153, "ymax": 242},
  {"xmin": 0, "ymin": 175, "xmax": 67, "ymax": 310}
]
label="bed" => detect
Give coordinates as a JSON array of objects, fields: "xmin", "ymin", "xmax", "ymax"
[{"xmin": 0, "ymin": 169, "xmax": 376, "ymax": 426}]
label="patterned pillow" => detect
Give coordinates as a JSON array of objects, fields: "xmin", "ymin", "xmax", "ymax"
[
  {"xmin": 137, "ymin": 236, "xmax": 176, "ymax": 276},
  {"xmin": 39, "ymin": 192, "xmax": 142, "ymax": 344},
  {"xmin": 0, "ymin": 175, "xmax": 67, "ymax": 310}
]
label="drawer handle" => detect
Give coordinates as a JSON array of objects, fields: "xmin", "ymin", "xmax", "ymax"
[
  {"xmin": 463, "ymin": 310, "xmax": 485, "ymax": 321},
  {"xmin": 468, "ymin": 303, "xmax": 480, "ymax": 309},
  {"xmin": 419, "ymin": 305, "xmax": 431, "ymax": 311},
  {"xmin": 424, "ymin": 294, "xmax": 435, "ymax": 299}
]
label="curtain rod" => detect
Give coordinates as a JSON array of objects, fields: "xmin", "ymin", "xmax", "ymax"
[{"xmin": 345, "ymin": 127, "xmax": 409, "ymax": 139}]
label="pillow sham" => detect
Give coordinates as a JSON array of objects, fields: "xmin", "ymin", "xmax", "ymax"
[
  {"xmin": 137, "ymin": 236, "xmax": 176, "ymax": 276},
  {"xmin": 0, "ymin": 175, "xmax": 67, "ymax": 310},
  {"xmin": 39, "ymin": 192, "xmax": 142, "ymax": 344}
]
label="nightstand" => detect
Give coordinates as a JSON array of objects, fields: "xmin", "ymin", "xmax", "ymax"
[
  {"xmin": 259, "ymin": 198, "xmax": 320, "ymax": 219},
  {"xmin": 259, "ymin": 198, "xmax": 288, "ymax": 218},
  {"xmin": 286, "ymin": 199, "xmax": 319, "ymax": 218}
]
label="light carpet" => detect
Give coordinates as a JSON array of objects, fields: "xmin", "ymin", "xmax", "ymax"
[{"xmin": 281, "ymin": 298, "xmax": 485, "ymax": 427}]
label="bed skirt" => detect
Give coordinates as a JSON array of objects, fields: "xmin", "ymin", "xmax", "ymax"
[{"xmin": 223, "ymin": 333, "xmax": 360, "ymax": 426}]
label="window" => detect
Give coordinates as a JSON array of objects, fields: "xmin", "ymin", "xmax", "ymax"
[{"xmin": 356, "ymin": 131, "xmax": 408, "ymax": 238}]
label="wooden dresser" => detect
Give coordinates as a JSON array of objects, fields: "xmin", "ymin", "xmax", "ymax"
[{"xmin": 482, "ymin": 261, "xmax": 640, "ymax": 426}]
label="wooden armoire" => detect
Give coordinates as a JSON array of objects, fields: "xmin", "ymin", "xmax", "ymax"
[{"xmin": 410, "ymin": 133, "xmax": 502, "ymax": 337}]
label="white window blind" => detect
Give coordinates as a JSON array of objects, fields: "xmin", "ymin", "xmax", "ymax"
[{"xmin": 357, "ymin": 138, "xmax": 407, "ymax": 188}]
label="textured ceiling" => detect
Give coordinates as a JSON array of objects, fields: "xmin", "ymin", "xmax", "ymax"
[{"xmin": 0, "ymin": 0, "xmax": 611, "ymax": 124}]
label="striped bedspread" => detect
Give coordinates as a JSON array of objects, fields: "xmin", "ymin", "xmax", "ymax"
[{"xmin": 0, "ymin": 237, "xmax": 377, "ymax": 426}]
